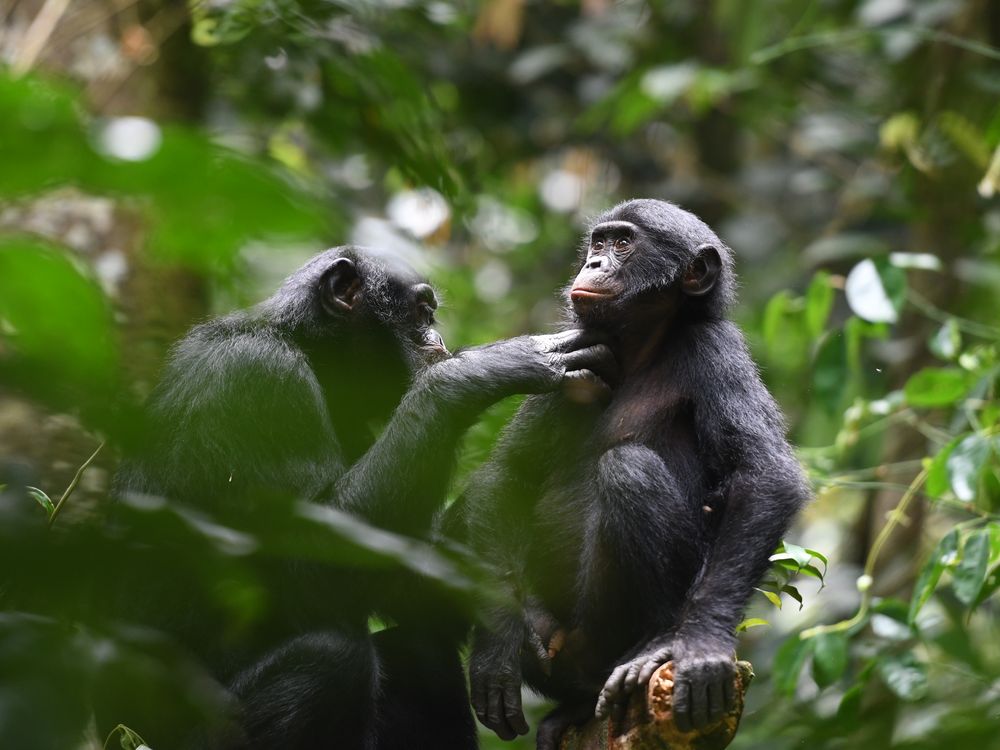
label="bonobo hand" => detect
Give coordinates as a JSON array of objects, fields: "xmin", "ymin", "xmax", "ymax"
[
  {"xmin": 595, "ymin": 634, "xmax": 736, "ymax": 731},
  {"xmin": 451, "ymin": 329, "xmax": 616, "ymax": 401},
  {"xmin": 469, "ymin": 625, "xmax": 529, "ymax": 741}
]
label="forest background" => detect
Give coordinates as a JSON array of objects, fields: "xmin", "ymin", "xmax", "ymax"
[{"xmin": 1, "ymin": 1, "xmax": 999, "ymax": 748}]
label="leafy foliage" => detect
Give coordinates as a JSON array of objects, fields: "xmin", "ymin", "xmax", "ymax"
[{"xmin": 1, "ymin": 1, "xmax": 999, "ymax": 749}]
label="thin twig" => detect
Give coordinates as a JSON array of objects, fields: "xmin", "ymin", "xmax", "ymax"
[
  {"xmin": 801, "ymin": 467, "xmax": 928, "ymax": 639},
  {"xmin": 12, "ymin": 0, "xmax": 73, "ymax": 75},
  {"xmin": 48, "ymin": 441, "xmax": 105, "ymax": 527}
]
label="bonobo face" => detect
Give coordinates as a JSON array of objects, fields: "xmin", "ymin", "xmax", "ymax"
[
  {"xmin": 569, "ymin": 199, "xmax": 732, "ymax": 327},
  {"xmin": 268, "ymin": 247, "xmax": 449, "ymax": 373},
  {"xmin": 315, "ymin": 250, "xmax": 450, "ymax": 371}
]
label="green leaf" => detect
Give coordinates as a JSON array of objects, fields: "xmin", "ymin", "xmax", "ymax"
[
  {"xmin": 773, "ymin": 634, "xmax": 813, "ymax": 697},
  {"xmin": 26, "ymin": 486, "xmax": 55, "ymax": 517},
  {"xmin": 772, "ymin": 542, "xmax": 813, "ymax": 567},
  {"xmin": 803, "ymin": 547, "xmax": 830, "ymax": 568},
  {"xmin": 904, "ymin": 367, "xmax": 971, "ymax": 408},
  {"xmin": 758, "ymin": 589, "xmax": 783, "ymax": 609},
  {"xmin": 953, "ymin": 529, "xmax": 991, "ymax": 607},
  {"xmin": 0, "ymin": 238, "xmax": 119, "ymax": 411},
  {"xmin": 813, "ymin": 329, "xmax": 850, "ymax": 414},
  {"xmin": 782, "ymin": 584, "xmax": 804, "ymax": 610},
  {"xmin": 805, "ymin": 271, "xmax": 834, "ymax": 336},
  {"xmin": 929, "ymin": 320, "xmax": 962, "ymax": 360},
  {"xmin": 909, "ymin": 528, "xmax": 959, "ymax": 624},
  {"xmin": 844, "ymin": 258, "xmax": 905, "ymax": 324},
  {"xmin": 811, "ymin": 631, "xmax": 849, "ymax": 688},
  {"xmin": 876, "ymin": 652, "xmax": 928, "ymax": 701},
  {"xmin": 974, "ymin": 564, "xmax": 1000, "ymax": 608},
  {"xmin": 736, "ymin": 618, "xmax": 769, "ymax": 632},
  {"xmin": 925, "ymin": 437, "xmax": 962, "ymax": 498},
  {"xmin": 946, "ymin": 434, "xmax": 992, "ymax": 501}
]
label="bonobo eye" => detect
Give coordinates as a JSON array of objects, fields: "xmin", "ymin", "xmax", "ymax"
[
  {"xmin": 593, "ymin": 240, "xmax": 605, "ymax": 252},
  {"xmin": 614, "ymin": 237, "xmax": 631, "ymax": 252}
]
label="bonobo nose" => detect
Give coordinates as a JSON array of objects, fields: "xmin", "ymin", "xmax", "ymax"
[{"xmin": 586, "ymin": 256, "xmax": 607, "ymax": 270}]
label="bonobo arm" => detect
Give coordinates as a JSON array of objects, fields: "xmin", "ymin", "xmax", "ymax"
[
  {"xmin": 334, "ymin": 331, "xmax": 612, "ymax": 535},
  {"xmin": 461, "ymin": 395, "xmax": 566, "ymax": 741},
  {"xmin": 597, "ymin": 323, "xmax": 807, "ymax": 730}
]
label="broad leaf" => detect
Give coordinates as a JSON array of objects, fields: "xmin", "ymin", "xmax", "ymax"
[
  {"xmin": 904, "ymin": 367, "xmax": 970, "ymax": 408},
  {"xmin": 811, "ymin": 631, "xmax": 849, "ymax": 688},
  {"xmin": 876, "ymin": 652, "xmax": 928, "ymax": 701}
]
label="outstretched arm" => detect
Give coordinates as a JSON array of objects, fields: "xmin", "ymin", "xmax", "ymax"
[
  {"xmin": 461, "ymin": 395, "xmax": 572, "ymax": 741},
  {"xmin": 334, "ymin": 330, "xmax": 612, "ymax": 536}
]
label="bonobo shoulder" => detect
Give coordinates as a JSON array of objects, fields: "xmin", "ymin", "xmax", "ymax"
[{"xmin": 152, "ymin": 315, "xmax": 324, "ymax": 421}]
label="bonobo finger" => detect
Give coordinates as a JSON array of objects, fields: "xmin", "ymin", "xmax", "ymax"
[
  {"xmin": 638, "ymin": 657, "xmax": 662, "ymax": 688},
  {"xmin": 539, "ymin": 328, "xmax": 609, "ymax": 354},
  {"xmin": 722, "ymin": 670, "xmax": 735, "ymax": 711},
  {"xmin": 623, "ymin": 661, "xmax": 643, "ymax": 694},
  {"xmin": 503, "ymin": 683, "xmax": 529, "ymax": 736},
  {"xmin": 690, "ymin": 679, "xmax": 710, "ymax": 728},
  {"xmin": 595, "ymin": 665, "xmax": 627, "ymax": 719},
  {"xmin": 672, "ymin": 679, "xmax": 692, "ymax": 732},
  {"xmin": 707, "ymin": 678, "xmax": 725, "ymax": 723},
  {"xmin": 561, "ymin": 343, "xmax": 615, "ymax": 377},
  {"xmin": 563, "ymin": 370, "xmax": 612, "ymax": 405},
  {"xmin": 487, "ymin": 687, "xmax": 515, "ymax": 740}
]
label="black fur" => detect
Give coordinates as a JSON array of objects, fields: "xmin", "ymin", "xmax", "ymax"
[
  {"xmin": 109, "ymin": 246, "xmax": 613, "ymax": 750},
  {"xmin": 462, "ymin": 200, "xmax": 809, "ymax": 748}
]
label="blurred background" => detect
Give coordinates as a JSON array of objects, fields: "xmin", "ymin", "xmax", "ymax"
[{"xmin": 1, "ymin": 1, "xmax": 999, "ymax": 748}]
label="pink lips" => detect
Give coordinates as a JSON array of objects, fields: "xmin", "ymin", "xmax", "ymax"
[{"xmin": 570, "ymin": 287, "xmax": 613, "ymax": 301}]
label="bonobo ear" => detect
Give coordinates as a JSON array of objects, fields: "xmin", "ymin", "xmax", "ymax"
[
  {"xmin": 682, "ymin": 244, "xmax": 722, "ymax": 297},
  {"xmin": 319, "ymin": 257, "xmax": 363, "ymax": 314}
]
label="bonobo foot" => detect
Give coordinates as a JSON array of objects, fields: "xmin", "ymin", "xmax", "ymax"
[
  {"xmin": 536, "ymin": 702, "xmax": 593, "ymax": 750},
  {"xmin": 595, "ymin": 634, "xmax": 736, "ymax": 732}
]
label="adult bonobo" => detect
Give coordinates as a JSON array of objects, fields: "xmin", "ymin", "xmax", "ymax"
[
  {"xmin": 110, "ymin": 246, "xmax": 613, "ymax": 750},
  {"xmin": 463, "ymin": 199, "xmax": 808, "ymax": 748}
]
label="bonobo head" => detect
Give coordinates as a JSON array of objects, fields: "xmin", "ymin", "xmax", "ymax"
[
  {"xmin": 568, "ymin": 199, "xmax": 735, "ymax": 329},
  {"xmin": 262, "ymin": 246, "xmax": 449, "ymax": 374}
]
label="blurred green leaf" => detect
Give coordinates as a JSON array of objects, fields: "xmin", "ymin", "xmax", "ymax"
[
  {"xmin": 946, "ymin": 434, "xmax": 992, "ymax": 502},
  {"xmin": 909, "ymin": 528, "xmax": 959, "ymax": 624},
  {"xmin": 0, "ymin": 237, "xmax": 119, "ymax": 408},
  {"xmin": 953, "ymin": 529, "xmax": 990, "ymax": 607},
  {"xmin": 26, "ymin": 487, "xmax": 54, "ymax": 517},
  {"xmin": 929, "ymin": 320, "xmax": 962, "ymax": 360},
  {"xmin": 926, "ymin": 437, "xmax": 962, "ymax": 498},
  {"xmin": 805, "ymin": 271, "xmax": 834, "ymax": 337},
  {"xmin": 773, "ymin": 634, "xmax": 812, "ymax": 697},
  {"xmin": 876, "ymin": 652, "xmax": 928, "ymax": 701},
  {"xmin": 812, "ymin": 631, "xmax": 849, "ymax": 688},
  {"xmin": 904, "ymin": 367, "xmax": 971, "ymax": 408}
]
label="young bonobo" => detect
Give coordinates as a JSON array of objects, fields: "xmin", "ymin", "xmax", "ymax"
[
  {"xmin": 110, "ymin": 246, "xmax": 613, "ymax": 750},
  {"xmin": 464, "ymin": 200, "xmax": 808, "ymax": 749}
]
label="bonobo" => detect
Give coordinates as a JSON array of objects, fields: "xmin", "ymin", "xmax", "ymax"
[
  {"xmin": 110, "ymin": 246, "xmax": 613, "ymax": 750},
  {"xmin": 463, "ymin": 200, "xmax": 808, "ymax": 749}
]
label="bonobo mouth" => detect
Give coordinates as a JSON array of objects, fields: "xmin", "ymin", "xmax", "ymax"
[{"xmin": 570, "ymin": 287, "xmax": 615, "ymax": 302}]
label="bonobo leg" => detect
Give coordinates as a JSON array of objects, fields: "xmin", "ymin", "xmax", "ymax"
[
  {"xmin": 580, "ymin": 444, "xmax": 715, "ymax": 723},
  {"xmin": 578, "ymin": 443, "xmax": 705, "ymax": 641},
  {"xmin": 229, "ymin": 631, "xmax": 379, "ymax": 750},
  {"xmin": 373, "ymin": 625, "xmax": 477, "ymax": 750}
]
